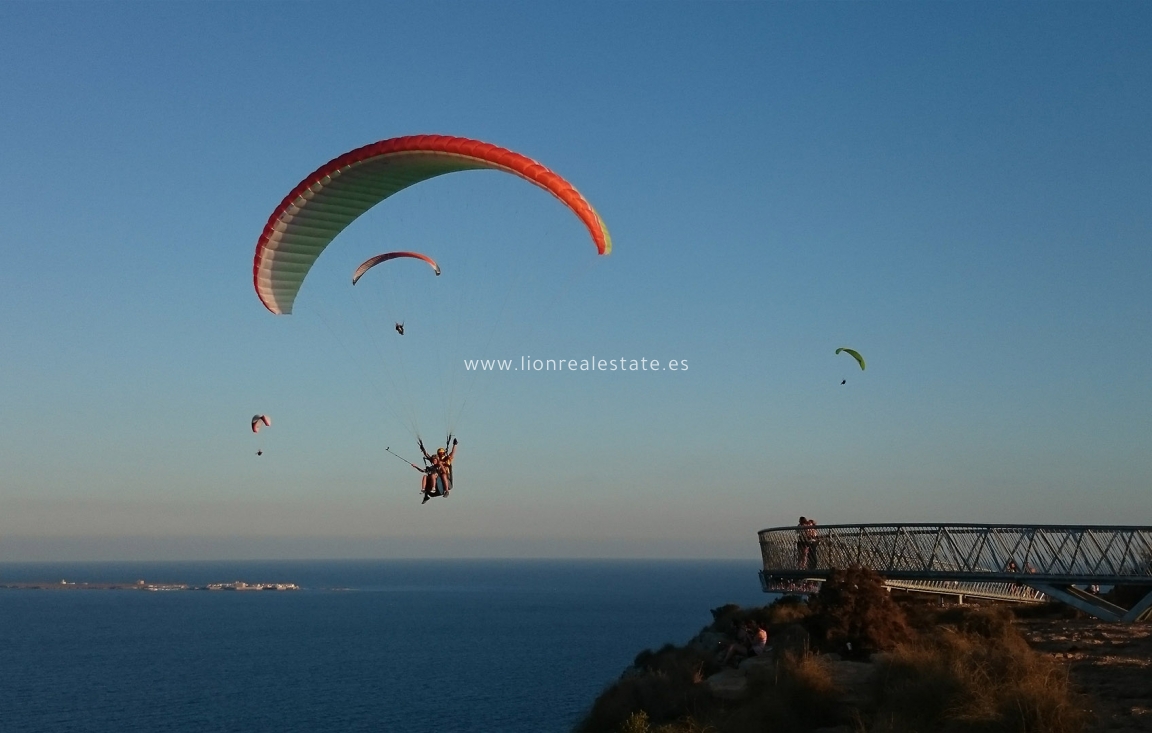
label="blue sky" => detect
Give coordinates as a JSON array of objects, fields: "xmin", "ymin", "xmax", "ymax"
[{"xmin": 1, "ymin": 2, "xmax": 1149, "ymax": 560}]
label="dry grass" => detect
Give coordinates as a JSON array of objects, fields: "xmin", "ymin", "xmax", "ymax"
[
  {"xmin": 579, "ymin": 645, "xmax": 845, "ymax": 733},
  {"xmin": 777, "ymin": 651, "xmax": 839, "ymax": 704},
  {"xmin": 874, "ymin": 621, "xmax": 1089, "ymax": 733},
  {"xmin": 760, "ymin": 595, "xmax": 814, "ymax": 627},
  {"xmin": 616, "ymin": 710, "xmax": 718, "ymax": 733},
  {"xmin": 700, "ymin": 652, "xmax": 845, "ymax": 733}
]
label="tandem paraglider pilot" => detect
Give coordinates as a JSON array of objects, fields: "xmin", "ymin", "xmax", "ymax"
[{"xmin": 418, "ymin": 438, "xmax": 458, "ymax": 504}]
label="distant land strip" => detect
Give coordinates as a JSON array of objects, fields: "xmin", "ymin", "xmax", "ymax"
[{"xmin": 0, "ymin": 580, "xmax": 300, "ymax": 591}]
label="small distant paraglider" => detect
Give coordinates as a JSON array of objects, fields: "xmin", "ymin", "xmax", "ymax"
[
  {"xmin": 251, "ymin": 414, "xmax": 271, "ymax": 455},
  {"xmin": 352, "ymin": 252, "xmax": 440, "ymax": 337},
  {"xmin": 352, "ymin": 251, "xmax": 441, "ymax": 285},
  {"xmin": 836, "ymin": 348, "xmax": 865, "ymax": 384}
]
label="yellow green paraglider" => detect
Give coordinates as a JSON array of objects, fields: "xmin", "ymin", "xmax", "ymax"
[{"xmin": 836, "ymin": 348, "xmax": 865, "ymax": 370}]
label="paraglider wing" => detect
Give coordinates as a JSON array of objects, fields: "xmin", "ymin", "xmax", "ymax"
[
  {"xmin": 254, "ymin": 135, "xmax": 612, "ymax": 315},
  {"xmin": 351, "ymin": 251, "xmax": 441, "ymax": 285},
  {"xmin": 835, "ymin": 348, "xmax": 866, "ymax": 371},
  {"xmin": 251, "ymin": 414, "xmax": 272, "ymax": 433}
]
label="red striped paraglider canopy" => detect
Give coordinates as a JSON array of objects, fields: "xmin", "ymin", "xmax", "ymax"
[{"xmin": 253, "ymin": 135, "xmax": 611, "ymax": 315}]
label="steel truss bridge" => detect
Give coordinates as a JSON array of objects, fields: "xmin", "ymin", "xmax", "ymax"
[{"xmin": 758, "ymin": 523, "xmax": 1152, "ymax": 623}]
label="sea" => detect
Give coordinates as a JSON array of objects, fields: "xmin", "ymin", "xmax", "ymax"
[{"xmin": 0, "ymin": 560, "xmax": 773, "ymax": 732}]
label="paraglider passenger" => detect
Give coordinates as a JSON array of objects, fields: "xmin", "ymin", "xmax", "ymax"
[
  {"xmin": 414, "ymin": 439, "xmax": 440, "ymax": 503},
  {"xmin": 419, "ymin": 462, "xmax": 440, "ymax": 504},
  {"xmin": 395, "ymin": 322, "xmax": 404, "ymax": 336}
]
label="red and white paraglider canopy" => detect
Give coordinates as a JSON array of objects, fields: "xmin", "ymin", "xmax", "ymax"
[{"xmin": 253, "ymin": 135, "xmax": 611, "ymax": 315}]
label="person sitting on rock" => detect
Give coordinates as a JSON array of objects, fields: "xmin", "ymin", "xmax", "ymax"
[
  {"xmin": 750, "ymin": 623, "xmax": 768, "ymax": 656},
  {"xmin": 722, "ymin": 620, "xmax": 768, "ymax": 666}
]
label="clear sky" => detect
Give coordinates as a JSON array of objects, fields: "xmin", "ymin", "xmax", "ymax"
[{"xmin": 1, "ymin": 2, "xmax": 1149, "ymax": 561}]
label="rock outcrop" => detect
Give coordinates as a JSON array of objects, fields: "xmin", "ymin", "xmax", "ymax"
[{"xmin": 704, "ymin": 668, "xmax": 749, "ymax": 700}]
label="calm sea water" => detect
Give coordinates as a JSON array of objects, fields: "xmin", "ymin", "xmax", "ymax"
[{"xmin": 0, "ymin": 560, "xmax": 771, "ymax": 732}]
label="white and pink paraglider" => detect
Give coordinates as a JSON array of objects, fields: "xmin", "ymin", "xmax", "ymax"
[{"xmin": 251, "ymin": 414, "xmax": 272, "ymax": 455}]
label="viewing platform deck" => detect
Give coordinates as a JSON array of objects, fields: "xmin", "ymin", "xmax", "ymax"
[{"xmin": 758, "ymin": 523, "xmax": 1152, "ymax": 622}]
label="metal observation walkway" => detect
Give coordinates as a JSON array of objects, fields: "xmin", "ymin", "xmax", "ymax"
[{"xmin": 758, "ymin": 523, "xmax": 1152, "ymax": 623}]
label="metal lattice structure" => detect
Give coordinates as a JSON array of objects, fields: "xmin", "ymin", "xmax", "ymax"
[
  {"xmin": 758, "ymin": 524, "xmax": 1152, "ymax": 622},
  {"xmin": 760, "ymin": 575, "xmax": 1049, "ymax": 605}
]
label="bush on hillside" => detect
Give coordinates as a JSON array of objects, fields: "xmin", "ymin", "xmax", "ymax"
[
  {"xmin": 708, "ymin": 596, "xmax": 812, "ymax": 635},
  {"xmin": 578, "ymin": 644, "xmax": 716, "ymax": 733},
  {"xmin": 808, "ymin": 565, "xmax": 913, "ymax": 657}
]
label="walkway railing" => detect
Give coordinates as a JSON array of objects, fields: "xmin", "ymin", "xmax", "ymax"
[{"xmin": 758, "ymin": 523, "xmax": 1152, "ymax": 622}]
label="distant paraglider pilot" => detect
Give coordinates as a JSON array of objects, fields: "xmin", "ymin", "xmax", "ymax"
[
  {"xmin": 836, "ymin": 348, "xmax": 864, "ymax": 385},
  {"xmin": 352, "ymin": 252, "xmax": 439, "ymax": 337},
  {"xmin": 251, "ymin": 414, "xmax": 271, "ymax": 456}
]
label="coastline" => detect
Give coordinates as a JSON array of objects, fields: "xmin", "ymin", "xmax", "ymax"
[{"xmin": 0, "ymin": 580, "xmax": 299, "ymax": 591}]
